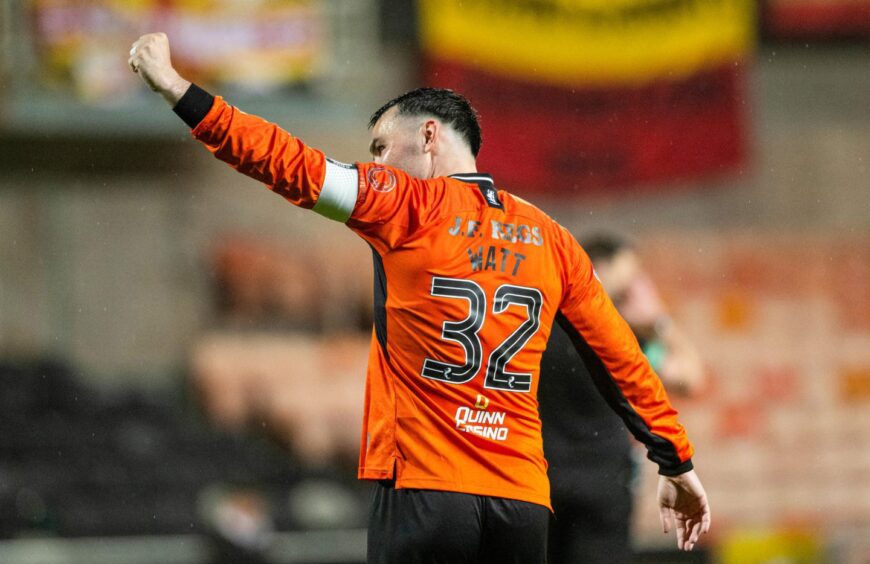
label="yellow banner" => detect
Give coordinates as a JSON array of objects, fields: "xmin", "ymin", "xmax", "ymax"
[{"xmin": 420, "ymin": 0, "xmax": 755, "ymax": 87}]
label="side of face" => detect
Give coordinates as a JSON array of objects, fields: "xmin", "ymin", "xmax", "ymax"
[
  {"xmin": 369, "ymin": 106, "xmax": 434, "ymax": 179},
  {"xmin": 595, "ymin": 248, "xmax": 666, "ymax": 329},
  {"xmin": 594, "ymin": 249, "xmax": 641, "ymax": 303}
]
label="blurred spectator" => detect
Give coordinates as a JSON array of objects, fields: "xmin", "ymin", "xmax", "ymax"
[
  {"xmin": 584, "ymin": 234, "xmax": 705, "ymax": 394},
  {"xmin": 540, "ymin": 233, "xmax": 705, "ymax": 564}
]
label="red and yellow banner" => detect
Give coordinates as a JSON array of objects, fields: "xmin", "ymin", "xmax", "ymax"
[{"xmin": 420, "ymin": 0, "xmax": 756, "ymax": 195}]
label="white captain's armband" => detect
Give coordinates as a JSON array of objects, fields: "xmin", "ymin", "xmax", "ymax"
[{"xmin": 313, "ymin": 158, "xmax": 359, "ymax": 222}]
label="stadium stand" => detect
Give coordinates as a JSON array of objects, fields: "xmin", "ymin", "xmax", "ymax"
[{"xmin": 0, "ymin": 357, "xmax": 368, "ymax": 562}]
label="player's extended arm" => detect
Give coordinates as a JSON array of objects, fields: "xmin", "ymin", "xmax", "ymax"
[
  {"xmin": 128, "ymin": 33, "xmax": 358, "ymax": 222},
  {"xmin": 557, "ymin": 232, "xmax": 711, "ymax": 550}
]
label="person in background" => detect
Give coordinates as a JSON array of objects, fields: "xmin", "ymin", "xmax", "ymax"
[{"xmin": 540, "ymin": 232, "xmax": 705, "ymax": 564}]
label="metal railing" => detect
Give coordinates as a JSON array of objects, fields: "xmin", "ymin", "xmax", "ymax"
[{"xmin": 0, "ymin": 528, "xmax": 367, "ymax": 564}]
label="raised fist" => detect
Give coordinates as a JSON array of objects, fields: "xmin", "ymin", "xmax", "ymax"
[{"xmin": 128, "ymin": 33, "xmax": 189, "ymax": 105}]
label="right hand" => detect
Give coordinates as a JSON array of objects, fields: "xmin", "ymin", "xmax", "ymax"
[
  {"xmin": 657, "ymin": 469, "xmax": 711, "ymax": 551},
  {"xmin": 128, "ymin": 33, "xmax": 190, "ymax": 106}
]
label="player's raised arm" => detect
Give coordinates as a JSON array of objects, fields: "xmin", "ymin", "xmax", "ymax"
[
  {"xmin": 128, "ymin": 33, "xmax": 359, "ymax": 222},
  {"xmin": 554, "ymin": 227, "xmax": 711, "ymax": 550}
]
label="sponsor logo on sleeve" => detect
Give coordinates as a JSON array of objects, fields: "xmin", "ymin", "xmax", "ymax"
[{"xmin": 367, "ymin": 166, "xmax": 397, "ymax": 193}]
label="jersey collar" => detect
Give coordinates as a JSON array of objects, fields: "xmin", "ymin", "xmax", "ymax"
[
  {"xmin": 449, "ymin": 173, "xmax": 504, "ymax": 210},
  {"xmin": 449, "ymin": 172, "xmax": 495, "ymax": 188}
]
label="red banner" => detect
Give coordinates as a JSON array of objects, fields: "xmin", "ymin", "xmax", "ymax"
[
  {"xmin": 764, "ymin": 0, "xmax": 870, "ymax": 40},
  {"xmin": 428, "ymin": 58, "xmax": 748, "ymax": 196}
]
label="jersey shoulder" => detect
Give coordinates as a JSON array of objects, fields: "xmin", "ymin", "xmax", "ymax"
[
  {"xmin": 441, "ymin": 176, "xmax": 499, "ymax": 213},
  {"xmin": 501, "ymin": 191, "xmax": 571, "ymax": 241},
  {"xmin": 499, "ymin": 191, "xmax": 582, "ymax": 283}
]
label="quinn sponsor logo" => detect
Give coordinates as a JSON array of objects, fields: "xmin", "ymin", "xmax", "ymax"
[{"xmin": 455, "ymin": 405, "xmax": 509, "ymax": 441}]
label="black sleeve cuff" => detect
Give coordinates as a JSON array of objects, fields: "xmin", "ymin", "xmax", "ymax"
[
  {"xmin": 172, "ymin": 83, "xmax": 215, "ymax": 129},
  {"xmin": 658, "ymin": 458, "xmax": 694, "ymax": 477}
]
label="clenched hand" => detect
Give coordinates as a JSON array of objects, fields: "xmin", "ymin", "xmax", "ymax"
[{"xmin": 128, "ymin": 32, "xmax": 190, "ymax": 106}]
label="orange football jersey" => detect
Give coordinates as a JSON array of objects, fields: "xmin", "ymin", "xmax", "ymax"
[{"xmin": 188, "ymin": 95, "xmax": 694, "ymax": 510}]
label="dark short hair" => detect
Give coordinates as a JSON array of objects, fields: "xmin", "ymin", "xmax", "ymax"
[
  {"xmin": 368, "ymin": 87, "xmax": 482, "ymax": 157},
  {"xmin": 581, "ymin": 233, "xmax": 633, "ymax": 263}
]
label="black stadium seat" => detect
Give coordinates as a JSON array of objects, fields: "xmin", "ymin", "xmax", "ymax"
[{"xmin": 0, "ymin": 358, "xmax": 324, "ymax": 540}]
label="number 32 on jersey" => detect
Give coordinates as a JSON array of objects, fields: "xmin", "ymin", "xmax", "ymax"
[{"xmin": 421, "ymin": 276, "xmax": 543, "ymax": 393}]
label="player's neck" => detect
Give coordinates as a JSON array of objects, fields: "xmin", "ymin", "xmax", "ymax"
[{"xmin": 430, "ymin": 152, "xmax": 478, "ymax": 179}]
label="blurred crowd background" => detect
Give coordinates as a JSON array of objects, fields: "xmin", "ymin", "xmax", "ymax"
[{"xmin": 0, "ymin": 1, "xmax": 868, "ymax": 563}]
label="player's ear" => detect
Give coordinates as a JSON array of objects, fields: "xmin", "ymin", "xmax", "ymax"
[{"xmin": 421, "ymin": 119, "xmax": 438, "ymax": 154}]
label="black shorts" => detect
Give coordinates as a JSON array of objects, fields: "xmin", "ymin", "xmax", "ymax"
[{"xmin": 367, "ymin": 481, "xmax": 549, "ymax": 564}]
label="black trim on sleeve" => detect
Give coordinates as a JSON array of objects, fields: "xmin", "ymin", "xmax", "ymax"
[
  {"xmin": 555, "ymin": 312, "xmax": 689, "ymax": 475},
  {"xmin": 370, "ymin": 246, "xmax": 389, "ymax": 359},
  {"xmin": 658, "ymin": 459, "xmax": 694, "ymax": 476},
  {"xmin": 172, "ymin": 83, "xmax": 215, "ymax": 129}
]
